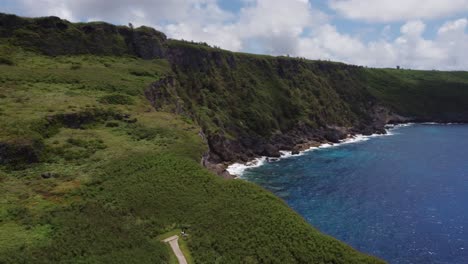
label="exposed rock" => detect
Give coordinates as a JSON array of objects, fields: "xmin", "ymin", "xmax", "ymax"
[
  {"xmin": 324, "ymin": 130, "xmax": 344, "ymax": 143},
  {"xmin": 207, "ymin": 134, "xmax": 250, "ymax": 163},
  {"xmin": 41, "ymin": 172, "xmax": 57, "ymax": 179},
  {"xmin": 0, "ymin": 138, "xmax": 44, "ymax": 167},
  {"xmin": 292, "ymin": 141, "xmax": 322, "ymax": 154},
  {"xmin": 261, "ymin": 144, "xmax": 281, "ymax": 158},
  {"xmin": 201, "ymin": 153, "xmax": 235, "ymax": 179}
]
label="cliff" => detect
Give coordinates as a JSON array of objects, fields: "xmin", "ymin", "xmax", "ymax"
[
  {"xmin": 0, "ymin": 13, "xmax": 166, "ymax": 58},
  {"xmin": 156, "ymin": 40, "xmax": 468, "ymax": 167}
]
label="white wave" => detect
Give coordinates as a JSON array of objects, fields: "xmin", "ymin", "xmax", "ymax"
[
  {"xmin": 340, "ymin": 134, "xmax": 371, "ymax": 144},
  {"xmin": 279, "ymin": 150, "xmax": 294, "ymax": 159},
  {"xmin": 226, "ymin": 157, "xmax": 266, "ymax": 178},
  {"xmin": 318, "ymin": 143, "xmax": 334, "ymax": 149},
  {"xmin": 422, "ymin": 122, "xmax": 438, "ymax": 125},
  {"xmin": 392, "ymin": 123, "xmax": 414, "ymax": 128},
  {"xmin": 424, "ymin": 122, "xmax": 463, "ymax": 126}
]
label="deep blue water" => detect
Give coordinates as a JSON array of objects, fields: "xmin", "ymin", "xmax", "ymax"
[{"xmin": 243, "ymin": 124, "xmax": 468, "ymax": 264}]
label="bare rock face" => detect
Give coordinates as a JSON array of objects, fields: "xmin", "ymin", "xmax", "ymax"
[
  {"xmin": 291, "ymin": 141, "xmax": 321, "ymax": 154},
  {"xmin": 118, "ymin": 26, "xmax": 167, "ymax": 59},
  {"xmin": 201, "ymin": 153, "xmax": 235, "ymax": 179},
  {"xmin": 261, "ymin": 144, "xmax": 281, "ymax": 157},
  {"xmin": 145, "ymin": 77, "xmax": 185, "ymax": 114},
  {"xmin": 324, "ymin": 129, "xmax": 345, "ymax": 143},
  {"xmin": 207, "ymin": 134, "xmax": 250, "ymax": 163}
]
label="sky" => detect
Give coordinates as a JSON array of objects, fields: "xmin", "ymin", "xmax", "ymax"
[{"xmin": 1, "ymin": 0, "xmax": 468, "ymax": 70}]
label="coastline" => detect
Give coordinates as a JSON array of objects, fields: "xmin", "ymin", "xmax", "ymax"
[
  {"xmin": 226, "ymin": 122, "xmax": 467, "ymax": 178},
  {"xmin": 226, "ymin": 123, "xmax": 416, "ymax": 178}
]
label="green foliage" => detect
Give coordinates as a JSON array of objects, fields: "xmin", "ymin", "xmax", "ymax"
[
  {"xmin": 129, "ymin": 69, "xmax": 156, "ymax": 77},
  {"xmin": 69, "ymin": 62, "xmax": 81, "ymax": 70},
  {"xmin": 0, "ymin": 13, "xmax": 167, "ymax": 59},
  {"xmin": 99, "ymin": 94, "xmax": 134, "ymax": 105},
  {"xmin": 0, "ymin": 56, "xmax": 14, "ymax": 65},
  {"xmin": 168, "ymin": 41, "xmax": 375, "ymax": 140},
  {"xmin": 365, "ymin": 68, "xmax": 468, "ymax": 120},
  {"xmin": 48, "ymin": 137, "xmax": 107, "ymax": 161}
]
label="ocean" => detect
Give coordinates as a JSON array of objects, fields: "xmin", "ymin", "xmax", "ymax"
[{"xmin": 238, "ymin": 124, "xmax": 468, "ymax": 264}]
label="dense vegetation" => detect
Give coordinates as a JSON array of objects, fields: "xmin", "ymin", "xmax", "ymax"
[
  {"xmin": 1, "ymin": 12, "xmax": 468, "ymax": 264},
  {"xmin": 365, "ymin": 68, "xmax": 468, "ymax": 120},
  {"xmin": 0, "ymin": 13, "xmax": 166, "ymax": 58},
  {"xmin": 0, "ymin": 23, "xmax": 383, "ymax": 264},
  {"xmin": 167, "ymin": 41, "xmax": 369, "ymax": 135}
]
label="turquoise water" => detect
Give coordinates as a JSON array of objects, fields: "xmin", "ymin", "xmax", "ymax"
[{"xmin": 243, "ymin": 124, "xmax": 468, "ymax": 264}]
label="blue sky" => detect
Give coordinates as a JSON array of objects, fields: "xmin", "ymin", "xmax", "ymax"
[{"xmin": 1, "ymin": 0, "xmax": 468, "ymax": 70}]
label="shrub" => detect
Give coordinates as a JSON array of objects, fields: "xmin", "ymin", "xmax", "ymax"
[
  {"xmin": 0, "ymin": 57, "xmax": 14, "ymax": 65},
  {"xmin": 127, "ymin": 124, "xmax": 159, "ymax": 140},
  {"xmin": 70, "ymin": 62, "xmax": 82, "ymax": 70},
  {"xmin": 129, "ymin": 69, "xmax": 153, "ymax": 77},
  {"xmin": 105, "ymin": 121, "xmax": 119, "ymax": 127},
  {"xmin": 98, "ymin": 94, "xmax": 134, "ymax": 105}
]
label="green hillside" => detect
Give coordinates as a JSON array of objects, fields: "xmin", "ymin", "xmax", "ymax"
[{"xmin": 1, "ymin": 13, "xmax": 468, "ymax": 264}]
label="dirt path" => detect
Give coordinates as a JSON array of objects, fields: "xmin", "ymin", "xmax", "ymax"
[{"xmin": 163, "ymin": 235, "xmax": 187, "ymax": 264}]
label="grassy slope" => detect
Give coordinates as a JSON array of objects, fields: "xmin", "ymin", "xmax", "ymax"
[
  {"xmin": 0, "ymin": 45, "xmax": 383, "ymax": 263},
  {"xmin": 365, "ymin": 68, "xmax": 468, "ymax": 120}
]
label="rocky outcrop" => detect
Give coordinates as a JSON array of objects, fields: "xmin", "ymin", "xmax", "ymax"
[
  {"xmin": 118, "ymin": 26, "xmax": 167, "ymax": 59},
  {"xmin": 144, "ymin": 77, "xmax": 185, "ymax": 114},
  {"xmin": 201, "ymin": 153, "xmax": 234, "ymax": 179}
]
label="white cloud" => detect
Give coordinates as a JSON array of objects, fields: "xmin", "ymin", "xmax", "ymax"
[
  {"xmin": 296, "ymin": 19, "xmax": 467, "ymax": 70},
  {"xmin": 438, "ymin": 18, "xmax": 468, "ymax": 34},
  {"xmin": 18, "ymin": 0, "xmax": 75, "ymax": 20},
  {"xmin": 400, "ymin": 20, "xmax": 425, "ymax": 36},
  {"xmin": 329, "ymin": 0, "xmax": 468, "ymax": 22},
  {"xmin": 14, "ymin": 0, "xmax": 233, "ymax": 26},
  {"xmin": 165, "ymin": 23, "xmax": 243, "ymax": 51},
  {"xmin": 233, "ymin": 0, "xmax": 327, "ymax": 55}
]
